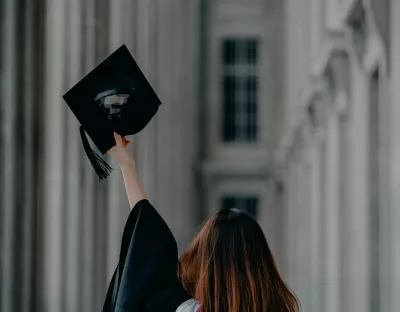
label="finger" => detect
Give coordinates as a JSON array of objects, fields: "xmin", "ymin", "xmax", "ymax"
[
  {"xmin": 113, "ymin": 132, "xmax": 123, "ymax": 146},
  {"xmin": 124, "ymin": 138, "xmax": 133, "ymax": 145},
  {"xmin": 122, "ymin": 136, "xmax": 133, "ymax": 144},
  {"xmin": 122, "ymin": 136, "xmax": 133, "ymax": 146},
  {"xmin": 124, "ymin": 140, "xmax": 133, "ymax": 147}
]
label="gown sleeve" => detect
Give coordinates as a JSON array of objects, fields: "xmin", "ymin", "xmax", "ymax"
[{"xmin": 102, "ymin": 199, "xmax": 191, "ymax": 312}]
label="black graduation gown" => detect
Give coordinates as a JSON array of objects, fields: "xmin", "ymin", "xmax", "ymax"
[{"xmin": 102, "ymin": 199, "xmax": 191, "ymax": 312}]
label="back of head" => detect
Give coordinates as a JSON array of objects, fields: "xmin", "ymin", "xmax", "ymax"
[{"xmin": 178, "ymin": 208, "xmax": 299, "ymax": 312}]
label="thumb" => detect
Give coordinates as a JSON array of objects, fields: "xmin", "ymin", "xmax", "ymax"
[{"xmin": 113, "ymin": 132, "xmax": 123, "ymax": 146}]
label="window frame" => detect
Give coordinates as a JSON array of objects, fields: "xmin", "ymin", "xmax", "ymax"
[{"xmin": 221, "ymin": 38, "xmax": 259, "ymax": 143}]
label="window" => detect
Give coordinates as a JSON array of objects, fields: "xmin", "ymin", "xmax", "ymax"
[
  {"xmin": 221, "ymin": 195, "xmax": 259, "ymax": 218},
  {"xmin": 221, "ymin": 38, "xmax": 258, "ymax": 142}
]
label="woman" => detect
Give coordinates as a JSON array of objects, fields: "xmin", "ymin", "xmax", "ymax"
[{"xmin": 103, "ymin": 133, "xmax": 299, "ymax": 312}]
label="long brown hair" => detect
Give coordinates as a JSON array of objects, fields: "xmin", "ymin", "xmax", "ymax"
[{"xmin": 178, "ymin": 208, "xmax": 299, "ymax": 312}]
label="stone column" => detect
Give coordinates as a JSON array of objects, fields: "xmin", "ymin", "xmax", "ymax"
[
  {"xmin": 286, "ymin": 152, "xmax": 300, "ymax": 290},
  {"xmin": 105, "ymin": 0, "xmax": 141, "ymax": 294},
  {"xmin": 297, "ymin": 140, "xmax": 313, "ymax": 312},
  {"xmin": 319, "ymin": 134, "xmax": 327, "ymax": 310},
  {"xmin": 154, "ymin": 0, "xmax": 182, "ymax": 234},
  {"xmin": 170, "ymin": 0, "xmax": 186, "ymax": 247},
  {"xmin": 153, "ymin": 0, "xmax": 200, "ymax": 251},
  {"xmin": 21, "ymin": 1, "xmax": 37, "ymax": 311},
  {"xmin": 293, "ymin": 149, "xmax": 303, "ymax": 296},
  {"xmin": 330, "ymin": 53, "xmax": 352, "ymax": 312},
  {"xmin": 389, "ymin": 1, "xmax": 400, "ymax": 310},
  {"xmin": 135, "ymin": 0, "xmax": 157, "ymax": 201},
  {"xmin": 176, "ymin": 0, "xmax": 200, "ymax": 250},
  {"xmin": 345, "ymin": 51, "xmax": 370, "ymax": 312},
  {"xmin": 64, "ymin": 0, "xmax": 83, "ymax": 310},
  {"xmin": 80, "ymin": 0, "xmax": 97, "ymax": 310},
  {"xmin": 106, "ymin": 0, "xmax": 129, "ymax": 286},
  {"xmin": 151, "ymin": 0, "xmax": 170, "ymax": 220},
  {"xmin": 309, "ymin": 133, "xmax": 323, "ymax": 312},
  {"xmin": 42, "ymin": 0, "xmax": 66, "ymax": 311},
  {"xmin": 279, "ymin": 168, "xmax": 291, "ymax": 280},
  {"xmin": 284, "ymin": 161, "xmax": 293, "ymax": 285},
  {"xmin": 323, "ymin": 91, "xmax": 340, "ymax": 312},
  {"xmin": 1, "ymin": 0, "xmax": 17, "ymax": 311},
  {"xmin": 92, "ymin": 1, "xmax": 113, "ymax": 308}
]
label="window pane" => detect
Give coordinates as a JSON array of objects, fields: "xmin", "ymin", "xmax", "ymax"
[
  {"xmin": 246, "ymin": 39, "xmax": 258, "ymax": 64},
  {"xmin": 222, "ymin": 39, "xmax": 236, "ymax": 65},
  {"xmin": 246, "ymin": 75, "xmax": 258, "ymax": 141},
  {"xmin": 222, "ymin": 75, "xmax": 236, "ymax": 141},
  {"xmin": 221, "ymin": 195, "xmax": 259, "ymax": 218}
]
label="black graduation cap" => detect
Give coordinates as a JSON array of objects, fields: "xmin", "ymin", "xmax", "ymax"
[{"xmin": 63, "ymin": 45, "xmax": 161, "ymax": 180}]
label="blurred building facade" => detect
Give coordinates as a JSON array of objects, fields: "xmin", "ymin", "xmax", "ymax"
[
  {"xmin": 1, "ymin": 0, "xmax": 400, "ymax": 312},
  {"xmin": 276, "ymin": 0, "xmax": 399, "ymax": 312}
]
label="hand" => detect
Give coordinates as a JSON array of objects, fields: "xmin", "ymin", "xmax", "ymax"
[
  {"xmin": 107, "ymin": 132, "xmax": 134, "ymax": 168},
  {"xmin": 108, "ymin": 132, "xmax": 146, "ymax": 208}
]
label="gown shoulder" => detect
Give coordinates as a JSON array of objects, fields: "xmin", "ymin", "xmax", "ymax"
[{"xmin": 103, "ymin": 199, "xmax": 191, "ymax": 312}]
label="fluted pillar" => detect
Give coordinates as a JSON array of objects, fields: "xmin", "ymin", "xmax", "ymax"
[
  {"xmin": 105, "ymin": 0, "xmax": 142, "ymax": 297},
  {"xmin": 133, "ymin": 0, "xmax": 200, "ymax": 252},
  {"xmin": 93, "ymin": 1, "xmax": 113, "ymax": 308},
  {"xmin": 286, "ymin": 155, "xmax": 299, "ymax": 289},
  {"xmin": 309, "ymin": 133, "xmax": 323, "ymax": 312},
  {"xmin": 21, "ymin": 1, "xmax": 39, "ymax": 311},
  {"xmin": 390, "ymin": 1, "xmax": 400, "ymax": 310},
  {"xmin": 1, "ymin": 0, "xmax": 17, "ymax": 311},
  {"xmin": 323, "ymin": 94, "xmax": 340, "ymax": 312},
  {"xmin": 80, "ymin": 0, "xmax": 97, "ymax": 310},
  {"xmin": 153, "ymin": 0, "xmax": 200, "ymax": 250},
  {"xmin": 64, "ymin": 0, "xmax": 83, "ymax": 310},
  {"xmin": 106, "ymin": 0, "xmax": 125, "ymax": 251},
  {"xmin": 296, "ymin": 144, "xmax": 312, "ymax": 312},
  {"xmin": 172, "ymin": 0, "xmax": 200, "ymax": 250},
  {"xmin": 345, "ymin": 52, "xmax": 369, "ymax": 312},
  {"xmin": 42, "ymin": 0, "xmax": 66, "ymax": 311},
  {"xmin": 135, "ymin": 0, "xmax": 158, "ymax": 200}
]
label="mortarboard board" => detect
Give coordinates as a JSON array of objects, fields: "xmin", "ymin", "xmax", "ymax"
[{"xmin": 63, "ymin": 44, "xmax": 161, "ymax": 180}]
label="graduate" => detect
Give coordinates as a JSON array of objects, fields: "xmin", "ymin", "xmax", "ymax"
[
  {"xmin": 63, "ymin": 44, "xmax": 299, "ymax": 312},
  {"xmin": 103, "ymin": 132, "xmax": 300, "ymax": 312}
]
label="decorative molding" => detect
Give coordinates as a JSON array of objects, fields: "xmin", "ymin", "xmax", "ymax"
[
  {"xmin": 275, "ymin": 80, "xmax": 327, "ymax": 169},
  {"xmin": 342, "ymin": 0, "xmax": 363, "ymax": 26},
  {"xmin": 310, "ymin": 31, "xmax": 348, "ymax": 79},
  {"xmin": 326, "ymin": 52, "xmax": 351, "ymax": 116},
  {"xmin": 275, "ymin": 28, "xmax": 350, "ymax": 172},
  {"xmin": 200, "ymin": 159, "xmax": 273, "ymax": 178},
  {"xmin": 345, "ymin": 0, "xmax": 388, "ymax": 75},
  {"xmin": 363, "ymin": 26, "xmax": 384, "ymax": 74},
  {"xmin": 346, "ymin": 0, "xmax": 367, "ymax": 62},
  {"xmin": 328, "ymin": 52, "xmax": 350, "ymax": 92}
]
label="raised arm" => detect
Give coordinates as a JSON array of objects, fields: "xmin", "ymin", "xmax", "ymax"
[{"xmin": 107, "ymin": 132, "xmax": 146, "ymax": 209}]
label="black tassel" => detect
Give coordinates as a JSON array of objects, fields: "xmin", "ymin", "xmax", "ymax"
[{"xmin": 80, "ymin": 126, "xmax": 113, "ymax": 181}]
